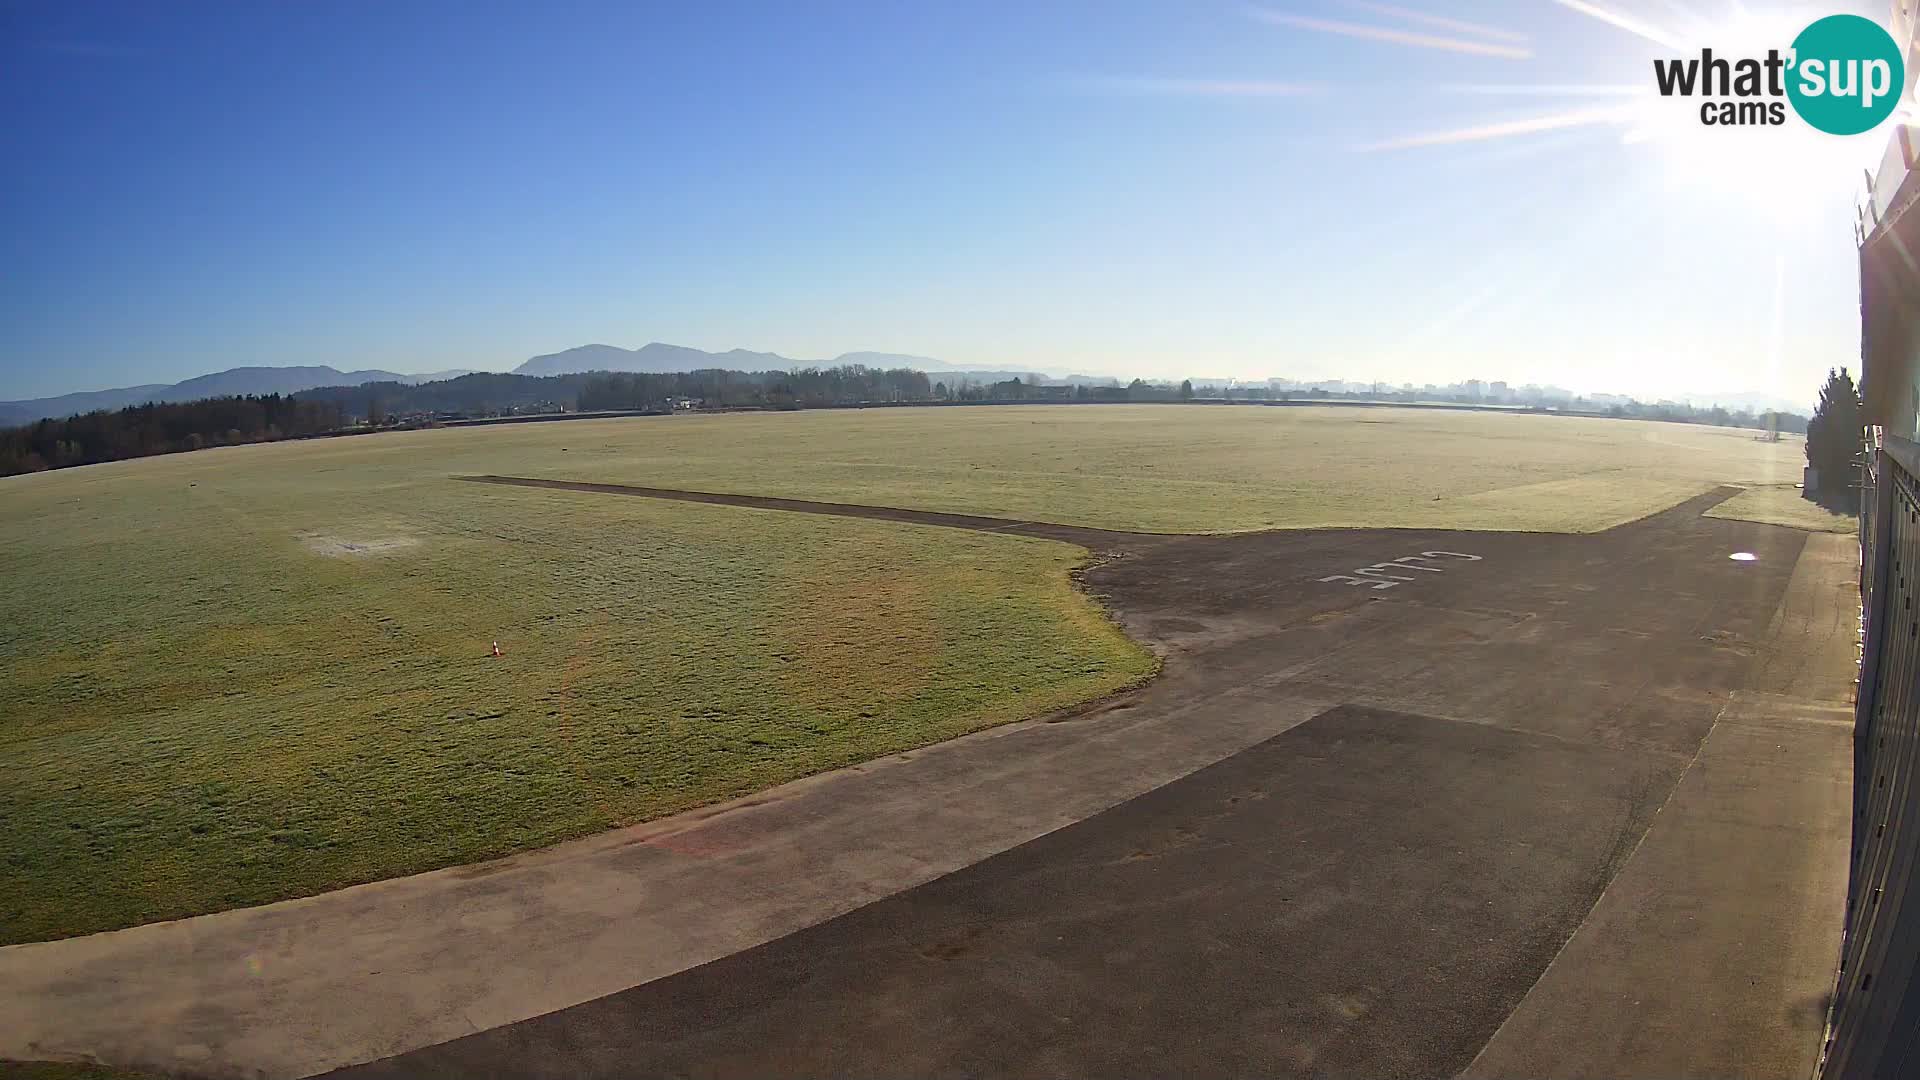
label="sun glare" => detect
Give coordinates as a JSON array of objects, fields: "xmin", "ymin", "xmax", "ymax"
[
  {"xmin": 1621, "ymin": 5, "xmax": 1889, "ymax": 213},
  {"xmin": 1342, "ymin": 1, "xmax": 1897, "ymax": 217}
]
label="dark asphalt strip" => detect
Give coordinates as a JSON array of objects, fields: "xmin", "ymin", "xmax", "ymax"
[
  {"xmin": 452, "ymin": 475, "xmax": 1154, "ymax": 549},
  {"xmin": 330, "ymin": 704, "xmax": 1678, "ymax": 1080}
]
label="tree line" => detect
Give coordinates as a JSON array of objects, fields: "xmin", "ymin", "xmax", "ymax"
[
  {"xmin": 296, "ymin": 372, "xmax": 576, "ymax": 418},
  {"xmin": 285, "ymin": 365, "xmax": 936, "ymax": 418},
  {"xmin": 0, "ymin": 364, "xmax": 1844, "ymax": 480},
  {"xmin": 576, "ymin": 366, "xmax": 931, "ymax": 411},
  {"xmin": 0, "ymin": 394, "xmax": 344, "ymax": 476},
  {"xmin": 0, "ymin": 366, "xmax": 942, "ymax": 475},
  {"xmin": 1598, "ymin": 402, "xmax": 1809, "ymax": 433},
  {"xmin": 930, "ymin": 377, "xmax": 1162, "ymax": 402}
]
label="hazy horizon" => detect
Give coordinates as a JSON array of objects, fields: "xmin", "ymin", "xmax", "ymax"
[
  {"xmin": 2, "ymin": 0, "xmax": 1889, "ymax": 407},
  {"xmin": 0, "ymin": 338, "xmax": 1821, "ymax": 411}
]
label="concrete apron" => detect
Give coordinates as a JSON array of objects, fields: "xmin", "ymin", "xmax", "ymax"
[{"xmin": 1465, "ymin": 532, "xmax": 1856, "ymax": 1079}]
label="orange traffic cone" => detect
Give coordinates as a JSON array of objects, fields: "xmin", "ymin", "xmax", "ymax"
[{"xmin": 490, "ymin": 640, "xmax": 503, "ymax": 658}]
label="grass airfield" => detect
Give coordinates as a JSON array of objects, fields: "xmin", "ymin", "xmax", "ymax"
[
  {"xmin": 0, "ymin": 404, "xmax": 1833, "ymax": 943},
  {"xmin": 0, "ymin": 442, "xmax": 1150, "ymax": 944},
  {"xmin": 426, "ymin": 403, "xmax": 1809, "ymax": 533}
]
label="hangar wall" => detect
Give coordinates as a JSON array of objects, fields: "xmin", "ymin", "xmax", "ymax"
[
  {"xmin": 1821, "ymin": 8, "xmax": 1920, "ymax": 1069},
  {"xmin": 1821, "ymin": 436, "xmax": 1920, "ymax": 1078},
  {"xmin": 1859, "ymin": 1, "xmax": 1920, "ymax": 438}
]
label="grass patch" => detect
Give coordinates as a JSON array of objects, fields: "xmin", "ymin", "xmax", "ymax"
[
  {"xmin": 1706, "ymin": 484, "xmax": 1858, "ymax": 533},
  {"xmin": 0, "ymin": 448, "xmax": 1152, "ymax": 944}
]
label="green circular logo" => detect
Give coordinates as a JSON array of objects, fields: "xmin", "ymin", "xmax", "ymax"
[{"xmin": 1787, "ymin": 14, "xmax": 1906, "ymax": 135}]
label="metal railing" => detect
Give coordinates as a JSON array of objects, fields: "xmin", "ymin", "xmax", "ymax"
[{"xmin": 1821, "ymin": 434, "xmax": 1920, "ymax": 1078}]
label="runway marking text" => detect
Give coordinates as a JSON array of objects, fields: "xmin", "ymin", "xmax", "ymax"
[{"xmin": 1319, "ymin": 551, "xmax": 1481, "ymax": 590}]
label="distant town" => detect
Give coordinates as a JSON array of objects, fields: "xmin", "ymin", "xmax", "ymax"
[{"xmin": 925, "ymin": 373, "xmax": 1808, "ymax": 434}]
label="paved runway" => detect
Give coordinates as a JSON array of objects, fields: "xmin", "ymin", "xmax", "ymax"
[{"xmin": 335, "ymin": 704, "xmax": 1679, "ymax": 1079}]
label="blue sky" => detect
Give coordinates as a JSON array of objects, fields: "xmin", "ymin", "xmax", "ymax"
[{"xmin": 0, "ymin": 0, "xmax": 1893, "ymax": 406}]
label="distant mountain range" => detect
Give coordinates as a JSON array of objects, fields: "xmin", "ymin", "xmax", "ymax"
[
  {"xmin": 0, "ymin": 346, "xmax": 976, "ymax": 426},
  {"xmin": 0, "ymin": 366, "xmax": 478, "ymax": 426},
  {"xmin": 1, "ymin": 342, "xmax": 1814, "ymax": 427},
  {"xmin": 512, "ymin": 343, "xmax": 954, "ymax": 377}
]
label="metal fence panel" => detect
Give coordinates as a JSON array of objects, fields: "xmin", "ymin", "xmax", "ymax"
[{"xmin": 1822, "ymin": 437, "xmax": 1920, "ymax": 1079}]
